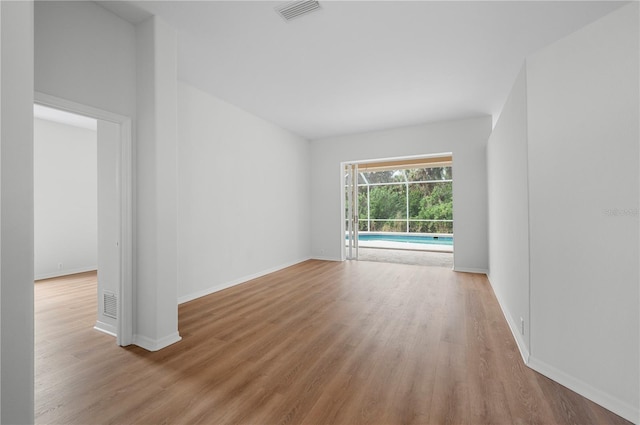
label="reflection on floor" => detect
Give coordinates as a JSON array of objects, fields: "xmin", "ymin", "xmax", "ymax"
[{"xmin": 357, "ymin": 247, "xmax": 454, "ymax": 268}]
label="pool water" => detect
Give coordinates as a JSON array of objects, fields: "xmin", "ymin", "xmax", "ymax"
[{"xmin": 355, "ymin": 234, "xmax": 453, "ymax": 246}]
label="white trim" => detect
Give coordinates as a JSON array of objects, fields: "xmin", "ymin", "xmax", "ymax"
[
  {"xmin": 35, "ymin": 93, "xmax": 126, "ymax": 124},
  {"xmin": 311, "ymin": 256, "xmax": 341, "ymax": 262},
  {"xmin": 452, "ymin": 266, "xmax": 488, "ymax": 274},
  {"xmin": 34, "ymin": 92, "xmax": 134, "ymax": 347},
  {"xmin": 340, "ymin": 152, "xmax": 455, "ymax": 263},
  {"xmin": 34, "ymin": 104, "xmax": 96, "ymax": 130},
  {"xmin": 133, "ymin": 332, "xmax": 182, "ymax": 352},
  {"xmin": 482, "ymin": 273, "xmax": 637, "ymax": 423},
  {"xmin": 94, "ymin": 321, "xmax": 117, "ymax": 337},
  {"xmin": 340, "ymin": 162, "xmax": 347, "ymax": 261},
  {"xmin": 0, "ymin": 0, "xmax": 3, "ymax": 414},
  {"xmin": 178, "ymin": 257, "xmax": 311, "ymax": 304},
  {"xmin": 528, "ymin": 356, "xmax": 639, "ymax": 424},
  {"xmin": 486, "ymin": 273, "xmax": 530, "ymax": 364},
  {"xmin": 35, "ymin": 266, "xmax": 97, "ymax": 281},
  {"xmin": 344, "ymin": 151, "xmax": 453, "ymax": 167},
  {"xmin": 117, "ymin": 118, "xmax": 133, "ymax": 347}
]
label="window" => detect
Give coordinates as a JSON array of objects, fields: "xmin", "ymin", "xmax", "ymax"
[{"xmin": 356, "ymin": 165, "xmax": 453, "ymax": 234}]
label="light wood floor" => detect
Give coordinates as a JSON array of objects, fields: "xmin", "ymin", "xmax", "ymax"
[{"xmin": 35, "ymin": 261, "xmax": 630, "ymax": 425}]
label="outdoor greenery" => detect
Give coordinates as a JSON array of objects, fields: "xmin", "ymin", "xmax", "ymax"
[{"xmin": 347, "ymin": 166, "xmax": 453, "ymax": 234}]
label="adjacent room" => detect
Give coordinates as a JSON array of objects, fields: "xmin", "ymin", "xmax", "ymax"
[
  {"xmin": 33, "ymin": 105, "xmax": 98, "ymax": 282},
  {"xmin": 0, "ymin": 1, "xmax": 637, "ymax": 424}
]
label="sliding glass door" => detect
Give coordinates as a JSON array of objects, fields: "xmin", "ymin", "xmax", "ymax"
[{"xmin": 344, "ymin": 163, "xmax": 359, "ymax": 260}]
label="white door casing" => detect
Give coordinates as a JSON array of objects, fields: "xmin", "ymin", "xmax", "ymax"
[{"xmin": 34, "ymin": 92, "xmax": 133, "ymax": 346}]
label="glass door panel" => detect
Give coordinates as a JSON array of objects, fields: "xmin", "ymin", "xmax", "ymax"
[{"xmin": 344, "ymin": 163, "xmax": 359, "ymax": 260}]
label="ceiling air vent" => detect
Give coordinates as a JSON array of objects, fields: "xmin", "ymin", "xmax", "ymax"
[{"xmin": 276, "ymin": 0, "xmax": 321, "ymax": 22}]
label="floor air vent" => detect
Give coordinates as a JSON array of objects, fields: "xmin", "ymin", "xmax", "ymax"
[
  {"xmin": 276, "ymin": 0, "xmax": 321, "ymax": 22},
  {"xmin": 103, "ymin": 291, "xmax": 118, "ymax": 319}
]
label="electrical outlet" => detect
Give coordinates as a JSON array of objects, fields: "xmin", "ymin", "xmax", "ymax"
[{"xmin": 520, "ymin": 317, "xmax": 525, "ymax": 335}]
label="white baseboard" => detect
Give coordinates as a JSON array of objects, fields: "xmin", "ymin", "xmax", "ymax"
[
  {"xmin": 94, "ymin": 321, "xmax": 117, "ymax": 337},
  {"xmin": 178, "ymin": 257, "xmax": 312, "ymax": 304},
  {"xmin": 528, "ymin": 356, "xmax": 639, "ymax": 424},
  {"xmin": 452, "ymin": 266, "xmax": 488, "ymax": 274},
  {"xmin": 133, "ymin": 332, "xmax": 182, "ymax": 352},
  {"xmin": 310, "ymin": 256, "xmax": 341, "ymax": 262},
  {"xmin": 486, "ymin": 273, "xmax": 530, "ymax": 364},
  {"xmin": 485, "ymin": 275, "xmax": 638, "ymax": 423},
  {"xmin": 35, "ymin": 266, "xmax": 97, "ymax": 281}
]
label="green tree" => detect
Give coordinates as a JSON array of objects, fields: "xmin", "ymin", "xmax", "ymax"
[
  {"xmin": 418, "ymin": 182, "xmax": 453, "ymax": 232},
  {"xmin": 358, "ymin": 189, "xmax": 368, "ymax": 231},
  {"xmin": 369, "ymin": 185, "xmax": 405, "ymax": 231},
  {"xmin": 405, "ymin": 166, "xmax": 451, "ymax": 182},
  {"xmin": 349, "ymin": 166, "xmax": 453, "ymax": 234}
]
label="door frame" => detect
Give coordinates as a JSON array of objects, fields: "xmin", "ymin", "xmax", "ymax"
[
  {"xmin": 342, "ymin": 162, "xmax": 360, "ymax": 260},
  {"xmin": 34, "ymin": 92, "xmax": 133, "ymax": 346},
  {"xmin": 340, "ymin": 153, "xmax": 455, "ymax": 262}
]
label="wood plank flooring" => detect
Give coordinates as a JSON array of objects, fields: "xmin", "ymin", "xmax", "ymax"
[{"xmin": 35, "ymin": 261, "xmax": 631, "ymax": 425}]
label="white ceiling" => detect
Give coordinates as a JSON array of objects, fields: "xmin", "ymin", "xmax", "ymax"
[{"xmin": 100, "ymin": 1, "xmax": 627, "ymax": 140}]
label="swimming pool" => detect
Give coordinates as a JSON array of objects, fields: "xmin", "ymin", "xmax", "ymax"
[{"xmin": 353, "ymin": 233, "xmax": 453, "ymax": 246}]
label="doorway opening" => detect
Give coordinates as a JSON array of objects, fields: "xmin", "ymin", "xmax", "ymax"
[
  {"xmin": 33, "ymin": 93, "xmax": 133, "ymax": 346},
  {"xmin": 342, "ymin": 154, "xmax": 454, "ymax": 267},
  {"xmin": 34, "ymin": 104, "xmax": 98, "ymax": 283}
]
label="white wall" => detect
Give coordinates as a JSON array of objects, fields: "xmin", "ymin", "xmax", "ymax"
[
  {"xmin": 34, "ymin": 1, "xmax": 136, "ymax": 118},
  {"xmin": 526, "ymin": 4, "xmax": 639, "ymax": 421},
  {"xmin": 35, "ymin": 1, "xmax": 183, "ymax": 352},
  {"xmin": 487, "ymin": 4, "xmax": 639, "ymax": 422},
  {"xmin": 34, "ymin": 118, "xmax": 97, "ymax": 280},
  {"xmin": 1, "ymin": 2, "xmax": 34, "ymax": 423},
  {"xmin": 486, "ymin": 67, "xmax": 531, "ymax": 358},
  {"xmin": 135, "ymin": 16, "xmax": 181, "ymax": 351},
  {"xmin": 310, "ymin": 117, "xmax": 491, "ymax": 272},
  {"xmin": 96, "ymin": 120, "xmax": 121, "ymax": 335},
  {"xmin": 177, "ymin": 82, "xmax": 311, "ymax": 302}
]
